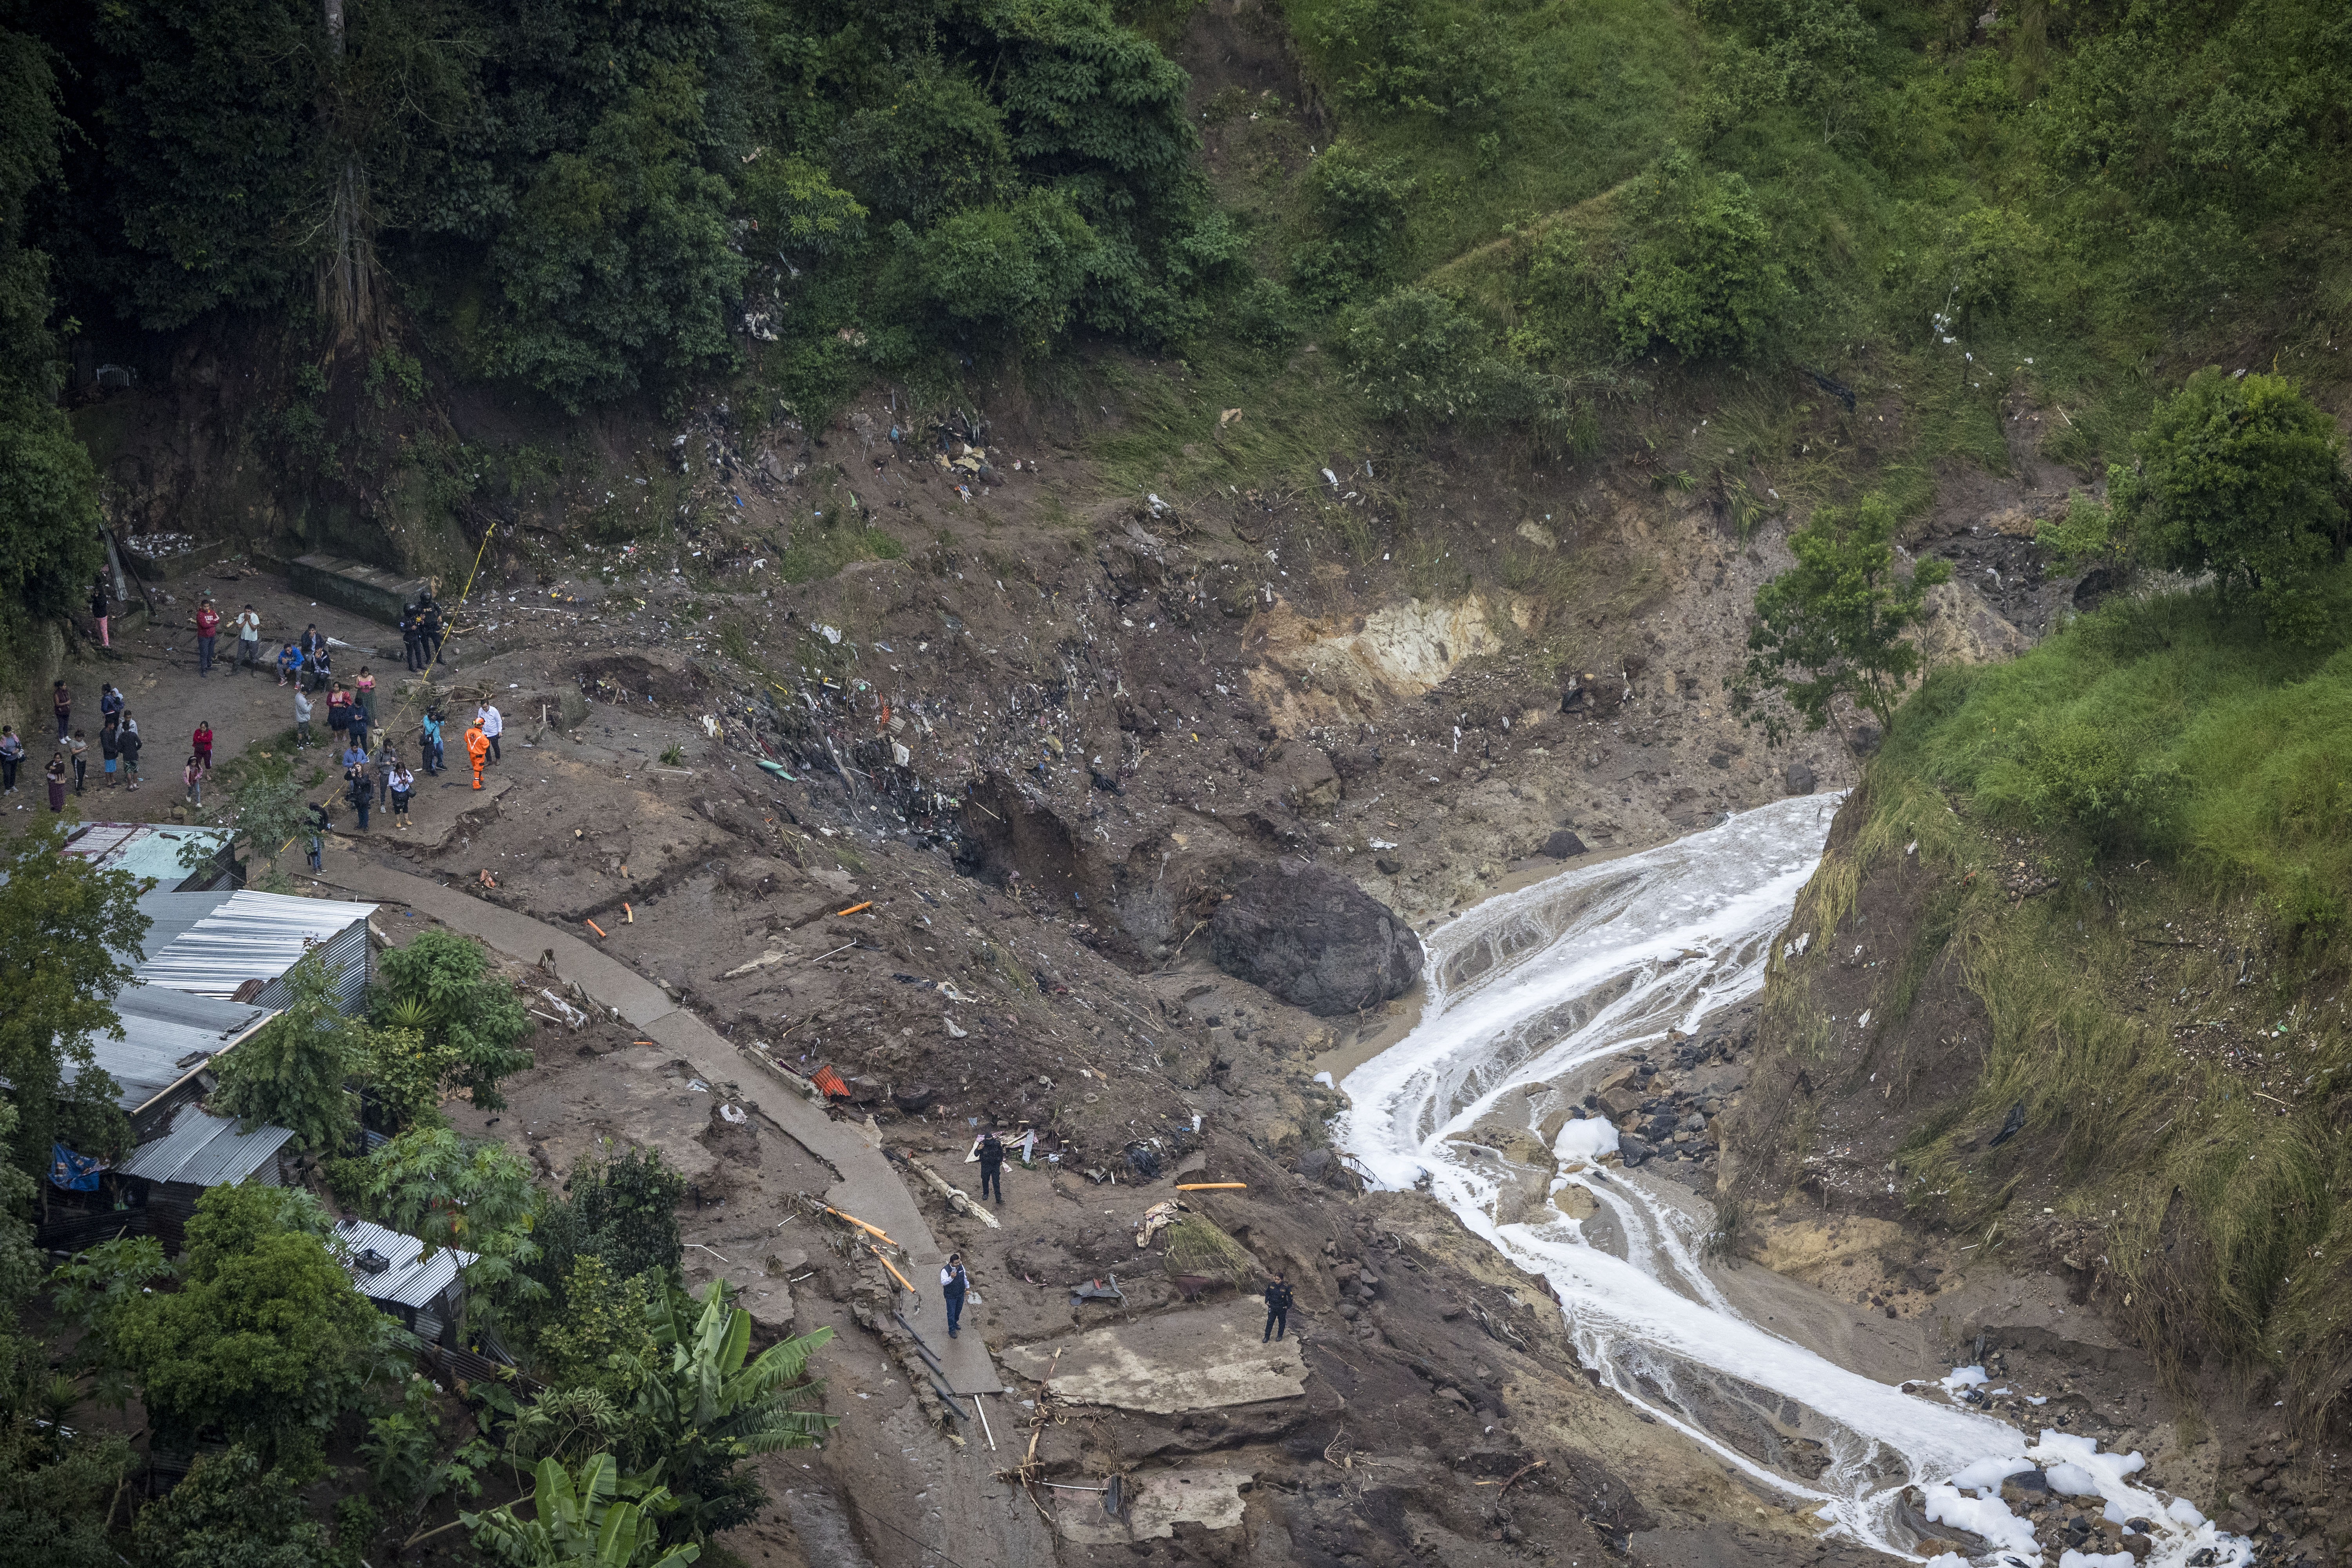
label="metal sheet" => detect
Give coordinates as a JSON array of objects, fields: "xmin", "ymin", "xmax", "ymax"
[
  {"xmin": 136, "ymin": 889, "xmax": 376, "ymax": 1011},
  {"xmin": 119, "ymin": 1108, "xmax": 294, "ymax": 1187},
  {"xmin": 333, "ymin": 1218, "xmax": 475, "ymax": 1311},
  {"xmin": 71, "ymin": 983, "xmax": 274, "ymax": 1116}
]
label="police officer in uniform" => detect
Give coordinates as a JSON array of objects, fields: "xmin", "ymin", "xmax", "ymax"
[{"xmin": 1263, "ymin": 1272, "xmax": 1296, "ymax": 1342}]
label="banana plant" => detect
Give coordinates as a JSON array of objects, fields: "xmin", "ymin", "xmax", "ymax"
[
  {"xmin": 631, "ymin": 1281, "xmax": 838, "ymax": 1537},
  {"xmin": 462, "ymin": 1452, "xmax": 698, "ymax": 1567},
  {"xmin": 642, "ymin": 1280, "xmax": 836, "ymax": 1450}
]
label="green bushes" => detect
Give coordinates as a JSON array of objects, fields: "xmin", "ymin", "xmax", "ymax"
[
  {"xmin": 1888, "ymin": 573, "xmax": 2352, "ymax": 941},
  {"xmin": 2108, "ymin": 370, "xmax": 2351, "ymax": 642}
]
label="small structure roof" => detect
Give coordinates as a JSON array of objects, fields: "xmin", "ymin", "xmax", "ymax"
[
  {"xmin": 135, "ymin": 888, "xmax": 375, "ymax": 1000},
  {"xmin": 119, "ymin": 1108, "xmax": 295, "ymax": 1187},
  {"xmin": 62, "ymin": 823, "xmax": 232, "ymax": 890},
  {"xmin": 70, "ymin": 983, "xmax": 275, "ymax": 1118},
  {"xmin": 333, "ymin": 1218, "xmax": 474, "ymax": 1311}
]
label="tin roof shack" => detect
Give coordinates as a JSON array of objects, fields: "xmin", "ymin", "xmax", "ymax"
[
  {"xmin": 335, "ymin": 1219, "xmax": 474, "ymax": 1348},
  {"xmin": 135, "ymin": 888, "xmax": 376, "ymax": 1013},
  {"xmin": 118, "ymin": 1107, "xmax": 300, "ymax": 1253},
  {"xmin": 62, "ymin": 823, "xmax": 235, "ymax": 891},
  {"xmin": 74, "ymin": 984, "xmax": 278, "ymax": 1141}
]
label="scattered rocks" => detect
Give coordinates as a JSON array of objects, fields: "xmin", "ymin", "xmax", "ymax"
[
  {"xmin": 1542, "ymin": 828, "xmax": 1588, "ymax": 859},
  {"xmin": 1785, "ymin": 760, "xmax": 1816, "ymax": 794}
]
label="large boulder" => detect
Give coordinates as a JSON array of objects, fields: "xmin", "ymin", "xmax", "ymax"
[{"xmin": 1209, "ymin": 862, "xmax": 1423, "ymax": 1016}]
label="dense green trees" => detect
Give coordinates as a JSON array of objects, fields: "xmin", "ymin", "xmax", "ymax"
[
  {"xmin": 370, "ymin": 927, "xmax": 535, "ymax": 1113},
  {"xmin": 15, "ymin": 0, "xmax": 1234, "ymax": 407},
  {"xmin": 0, "ymin": 25, "xmax": 102, "ymax": 639},
  {"xmin": 0, "ymin": 821, "xmax": 147, "ymax": 1174},
  {"xmin": 114, "ymin": 1186, "xmax": 393, "ymax": 1468}
]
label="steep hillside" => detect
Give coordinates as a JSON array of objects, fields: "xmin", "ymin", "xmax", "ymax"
[{"xmin": 1721, "ymin": 573, "xmax": 2352, "ymax": 1540}]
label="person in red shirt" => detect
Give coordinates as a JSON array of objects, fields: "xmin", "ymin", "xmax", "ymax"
[
  {"xmin": 192, "ymin": 721, "xmax": 214, "ymax": 774},
  {"xmin": 194, "ymin": 599, "xmax": 221, "ymax": 676}
]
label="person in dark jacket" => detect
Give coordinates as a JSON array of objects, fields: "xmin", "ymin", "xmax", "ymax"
[
  {"xmin": 1263, "ymin": 1273, "xmax": 1296, "ymax": 1343},
  {"xmin": 940, "ymin": 1254, "xmax": 971, "ymax": 1339},
  {"xmin": 345, "ymin": 764, "xmax": 372, "ymax": 831},
  {"xmin": 116, "ymin": 714, "xmax": 142, "ymax": 789},
  {"xmin": 90, "ymin": 581, "xmax": 110, "ymax": 648},
  {"xmin": 976, "ymin": 1132, "xmax": 1006, "ymax": 1205}
]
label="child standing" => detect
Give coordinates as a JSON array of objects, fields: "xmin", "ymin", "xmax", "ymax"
[
  {"xmin": 183, "ymin": 755, "xmax": 204, "ymax": 809},
  {"xmin": 69, "ymin": 730, "xmax": 87, "ymax": 793}
]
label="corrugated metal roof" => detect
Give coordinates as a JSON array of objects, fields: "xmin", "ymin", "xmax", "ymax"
[
  {"xmin": 62, "ymin": 823, "xmax": 231, "ymax": 890},
  {"xmin": 68, "ymin": 984, "xmax": 274, "ymax": 1114},
  {"xmin": 136, "ymin": 889, "xmax": 240, "ymax": 961},
  {"xmin": 119, "ymin": 1108, "xmax": 295, "ymax": 1187},
  {"xmin": 333, "ymin": 1218, "xmax": 475, "ymax": 1310},
  {"xmin": 136, "ymin": 889, "xmax": 376, "ymax": 1001}
]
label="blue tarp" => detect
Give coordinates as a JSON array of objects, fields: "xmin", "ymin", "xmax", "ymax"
[{"xmin": 49, "ymin": 1143, "xmax": 103, "ymax": 1191}]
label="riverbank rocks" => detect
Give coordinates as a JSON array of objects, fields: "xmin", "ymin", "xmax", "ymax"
[
  {"xmin": 1542, "ymin": 829, "xmax": 1588, "ymax": 859},
  {"xmin": 1209, "ymin": 862, "xmax": 1423, "ymax": 1016}
]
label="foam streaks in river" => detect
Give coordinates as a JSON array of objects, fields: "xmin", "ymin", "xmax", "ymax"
[{"xmin": 1338, "ymin": 797, "xmax": 2246, "ymax": 1568}]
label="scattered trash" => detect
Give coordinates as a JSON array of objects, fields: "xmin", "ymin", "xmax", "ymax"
[
  {"xmin": 719, "ymin": 1103, "xmax": 748, "ymax": 1124},
  {"xmin": 584, "ymin": 918, "xmax": 608, "ymax": 938},
  {"xmin": 1069, "ymin": 1275, "xmax": 1124, "ymax": 1305},
  {"xmin": 945, "ymin": 1016, "xmax": 968, "ymax": 1038},
  {"xmin": 1134, "ymin": 1200, "xmax": 1185, "ymax": 1249}
]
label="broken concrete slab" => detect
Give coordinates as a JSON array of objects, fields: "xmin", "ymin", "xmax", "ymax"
[
  {"xmin": 998, "ymin": 1297, "xmax": 1306, "ymax": 1414},
  {"xmin": 1053, "ymin": 1466, "xmax": 1254, "ymax": 1544}
]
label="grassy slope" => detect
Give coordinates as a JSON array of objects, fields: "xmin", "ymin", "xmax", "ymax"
[{"xmin": 1775, "ymin": 573, "xmax": 2352, "ymax": 1419}]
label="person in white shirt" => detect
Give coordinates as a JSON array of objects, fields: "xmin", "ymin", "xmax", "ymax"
[
  {"xmin": 234, "ymin": 605, "xmax": 262, "ymax": 673},
  {"xmin": 477, "ymin": 702, "xmax": 503, "ymax": 764}
]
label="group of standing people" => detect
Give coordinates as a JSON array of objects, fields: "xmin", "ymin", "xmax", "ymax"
[
  {"xmin": 4, "ymin": 682, "xmax": 152, "ymax": 809},
  {"xmin": 400, "ymin": 594, "xmax": 445, "ymax": 672}
]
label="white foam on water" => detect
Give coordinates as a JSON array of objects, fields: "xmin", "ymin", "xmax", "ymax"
[{"xmin": 1336, "ymin": 797, "xmax": 2249, "ymax": 1567}]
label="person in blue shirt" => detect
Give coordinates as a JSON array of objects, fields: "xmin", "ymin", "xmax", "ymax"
[
  {"xmin": 277, "ymin": 641, "xmax": 302, "ymax": 685},
  {"xmin": 419, "ymin": 710, "xmax": 445, "ymax": 775}
]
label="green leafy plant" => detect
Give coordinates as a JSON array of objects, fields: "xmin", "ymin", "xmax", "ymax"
[
  {"xmin": 214, "ymin": 953, "xmax": 361, "ymax": 1152},
  {"xmin": 130, "ymin": 1444, "xmax": 336, "ymax": 1568},
  {"xmin": 1731, "ymin": 493, "xmax": 1952, "ymax": 740},
  {"xmin": 463, "ymin": 1452, "xmax": 700, "ymax": 1568},
  {"xmin": 362, "ymin": 1126, "xmax": 547, "ymax": 1335},
  {"xmin": 370, "ymin": 927, "xmax": 535, "ymax": 1112},
  {"xmin": 630, "ymin": 1283, "xmax": 837, "ymax": 1539},
  {"xmin": 1603, "ymin": 146, "xmax": 1791, "ymax": 362},
  {"xmin": 2107, "ymin": 370, "xmax": 2351, "ymax": 643}
]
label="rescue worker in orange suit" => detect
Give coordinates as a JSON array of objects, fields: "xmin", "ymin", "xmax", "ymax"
[{"xmin": 465, "ymin": 720, "xmax": 490, "ymax": 789}]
